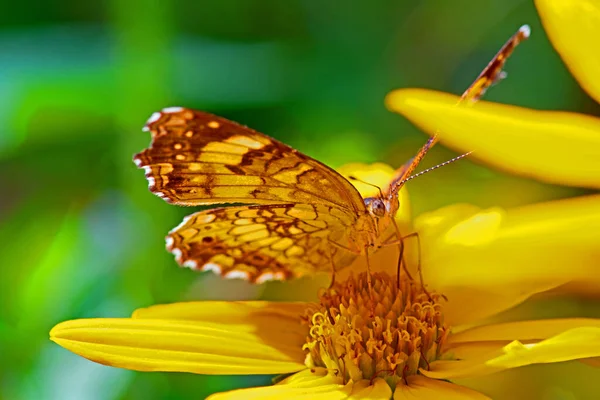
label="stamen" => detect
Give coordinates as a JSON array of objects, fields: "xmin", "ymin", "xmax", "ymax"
[{"xmin": 302, "ymin": 271, "xmax": 449, "ymax": 389}]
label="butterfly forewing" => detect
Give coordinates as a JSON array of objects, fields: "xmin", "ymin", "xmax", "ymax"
[{"xmin": 134, "ymin": 108, "xmax": 365, "ymax": 213}]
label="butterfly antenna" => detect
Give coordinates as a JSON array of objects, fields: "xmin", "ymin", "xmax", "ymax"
[
  {"xmin": 397, "ymin": 152, "xmax": 473, "ymax": 186},
  {"xmin": 388, "ymin": 25, "xmax": 530, "ymax": 197},
  {"xmin": 348, "ymin": 176, "xmax": 384, "ymax": 199},
  {"xmin": 460, "ymin": 24, "xmax": 530, "ymax": 103}
]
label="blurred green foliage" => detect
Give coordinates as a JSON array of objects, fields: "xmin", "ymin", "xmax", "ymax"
[{"xmin": 1, "ymin": 1, "xmax": 598, "ymax": 399}]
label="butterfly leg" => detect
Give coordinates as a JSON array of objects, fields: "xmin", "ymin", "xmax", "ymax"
[
  {"xmin": 377, "ymin": 237, "xmax": 412, "ymax": 285},
  {"xmin": 386, "ymin": 219, "xmax": 415, "ymax": 281},
  {"xmin": 382, "ymin": 222, "xmax": 431, "ymax": 299},
  {"xmin": 397, "ymin": 232, "xmax": 431, "ymax": 300}
]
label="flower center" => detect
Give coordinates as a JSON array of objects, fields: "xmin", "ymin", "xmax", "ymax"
[{"xmin": 302, "ymin": 271, "xmax": 449, "ymax": 388}]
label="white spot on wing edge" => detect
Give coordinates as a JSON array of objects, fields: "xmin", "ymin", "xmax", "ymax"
[
  {"xmin": 225, "ymin": 270, "xmax": 250, "ymax": 280},
  {"xmin": 163, "ymin": 106, "xmax": 184, "ymax": 113},
  {"xmin": 146, "ymin": 112, "xmax": 161, "ymax": 125},
  {"xmin": 183, "ymin": 260, "xmax": 199, "ymax": 269},
  {"xmin": 133, "ymin": 158, "xmax": 143, "ymax": 167},
  {"xmin": 147, "ymin": 176, "xmax": 155, "ymax": 188},
  {"xmin": 255, "ymin": 271, "xmax": 286, "ymax": 284},
  {"xmin": 171, "ymin": 248, "xmax": 183, "ymax": 262},
  {"xmin": 202, "ymin": 263, "xmax": 222, "ymax": 274},
  {"xmin": 165, "ymin": 236, "xmax": 174, "ymax": 248}
]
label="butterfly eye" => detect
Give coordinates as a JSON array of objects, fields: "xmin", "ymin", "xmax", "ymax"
[{"xmin": 367, "ymin": 199, "xmax": 386, "ymax": 218}]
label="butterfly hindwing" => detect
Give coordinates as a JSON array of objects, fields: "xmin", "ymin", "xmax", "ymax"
[{"xmin": 167, "ymin": 203, "xmax": 358, "ymax": 282}]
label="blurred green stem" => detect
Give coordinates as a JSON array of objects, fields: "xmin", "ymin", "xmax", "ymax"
[{"xmin": 108, "ymin": 0, "xmax": 176, "ymax": 300}]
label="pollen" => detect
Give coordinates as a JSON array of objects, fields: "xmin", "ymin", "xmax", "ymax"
[{"xmin": 302, "ymin": 272, "xmax": 449, "ymax": 389}]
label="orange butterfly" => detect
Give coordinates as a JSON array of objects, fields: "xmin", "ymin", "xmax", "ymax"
[{"xmin": 134, "ymin": 26, "xmax": 529, "ymax": 289}]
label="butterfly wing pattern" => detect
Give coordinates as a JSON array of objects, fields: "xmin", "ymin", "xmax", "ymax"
[
  {"xmin": 133, "ymin": 108, "xmax": 369, "ymax": 282},
  {"xmin": 134, "ymin": 26, "xmax": 530, "ymax": 284},
  {"xmin": 165, "ymin": 203, "xmax": 358, "ymax": 283}
]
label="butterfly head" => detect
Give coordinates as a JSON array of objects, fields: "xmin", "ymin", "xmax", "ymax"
[{"xmin": 363, "ymin": 196, "xmax": 398, "ymax": 240}]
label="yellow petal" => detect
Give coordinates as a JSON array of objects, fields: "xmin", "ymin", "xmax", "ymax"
[
  {"xmin": 422, "ymin": 358, "xmax": 503, "ymax": 380},
  {"xmin": 444, "ymin": 341, "xmax": 508, "ymax": 362},
  {"xmin": 50, "ymin": 315, "xmax": 305, "ymax": 375},
  {"xmin": 443, "ymin": 208, "xmax": 504, "ymax": 247},
  {"xmin": 132, "ymin": 300, "xmax": 307, "ymax": 322},
  {"xmin": 487, "ymin": 327, "xmax": 600, "ymax": 369},
  {"xmin": 386, "ymin": 89, "xmax": 600, "ymax": 189},
  {"xmin": 424, "ymin": 326, "xmax": 600, "ymax": 380},
  {"xmin": 337, "ymin": 162, "xmax": 395, "ymax": 198},
  {"xmin": 454, "ymin": 360, "xmax": 598, "ymax": 400},
  {"xmin": 450, "ymin": 318, "xmax": 600, "ymax": 344},
  {"xmin": 535, "ymin": 0, "xmax": 600, "ymax": 103},
  {"xmin": 415, "ymin": 195, "xmax": 600, "ymax": 326},
  {"xmin": 414, "ymin": 203, "xmax": 483, "ymax": 245},
  {"xmin": 394, "ymin": 375, "xmax": 490, "ymax": 399},
  {"xmin": 443, "ymin": 319, "xmax": 600, "ymax": 373},
  {"xmin": 207, "ymin": 369, "xmax": 392, "ymax": 400},
  {"xmin": 207, "ymin": 378, "xmax": 349, "ymax": 400},
  {"xmin": 346, "ymin": 379, "xmax": 394, "ymax": 400}
]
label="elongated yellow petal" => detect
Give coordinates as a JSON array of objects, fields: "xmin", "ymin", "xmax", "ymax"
[
  {"xmin": 386, "ymin": 89, "xmax": 600, "ymax": 189},
  {"xmin": 415, "ymin": 195, "xmax": 600, "ymax": 326},
  {"xmin": 207, "ymin": 369, "xmax": 392, "ymax": 400},
  {"xmin": 133, "ymin": 301, "xmax": 308, "ymax": 359},
  {"xmin": 50, "ymin": 315, "xmax": 306, "ymax": 375},
  {"xmin": 207, "ymin": 380, "xmax": 350, "ymax": 400},
  {"xmin": 445, "ymin": 341, "xmax": 508, "ymax": 362},
  {"xmin": 487, "ymin": 327, "xmax": 600, "ymax": 369},
  {"xmin": 424, "ymin": 326, "xmax": 600, "ymax": 379},
  {"xmin": 394, "ymin": 375, "xmax": 490, "ymax": 399},
  {"xmin": 347, "ymin": 379, "xmax": 394, "ymax": 400},
  {"xmin": 450, "ymin": 318, "xmax": 600, "ymax": 344},
  {"xmin": 535, "ymin": 0, "xmax": 600, "ymax": 103},
  {"xmin": 132, "ymin": 300, "xmax": 307, "ymax": 322},
  {"xmin": 422, "ymin": 358, "xmax": 503, "ymax": 380},
  {"xmin": 444, "ymin": 319, "xmax": 600, "ymax": 369}
]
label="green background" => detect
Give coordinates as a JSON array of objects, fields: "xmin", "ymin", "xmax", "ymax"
[{"xmin": 1, "ymin": 1, "xmax": 597, "ymax": 399}]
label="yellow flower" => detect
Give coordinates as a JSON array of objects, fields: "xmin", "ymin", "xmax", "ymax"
[
  {"xmin": 50, "ymin": 1, "xmax": 600, "ymax": 398},
  {"xmin": 50, "ymin": 169, "xmax": 600, "ymax": 399}
]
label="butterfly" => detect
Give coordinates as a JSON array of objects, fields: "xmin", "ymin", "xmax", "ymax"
[{"xmin": 134, "ymin": 26, "xmax": 529, "ymax": 286}]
